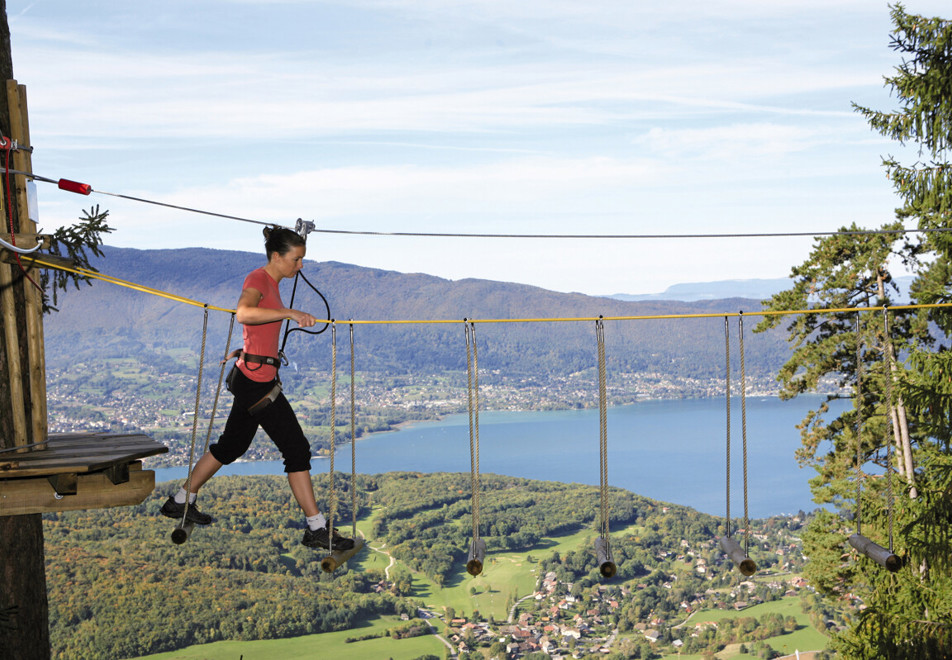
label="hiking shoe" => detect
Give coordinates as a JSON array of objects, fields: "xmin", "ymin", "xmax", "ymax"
[
  {"xmin": 302, "ymin": 525, "xmax": 355, "ymax": 551},
  {"xmin": 160, "ymin": 496, "xmax": 213, "ymax": 525}
]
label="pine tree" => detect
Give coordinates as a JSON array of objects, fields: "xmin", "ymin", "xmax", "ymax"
[
  {"xmin": 840, "ymin": 5, "xmax": 952, "ymax": 657},
  {"xmin": 758, "ymin": 5, "xmax": 952, "ymax": 657}
]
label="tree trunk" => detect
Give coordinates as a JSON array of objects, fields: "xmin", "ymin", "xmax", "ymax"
[
  {"xmin": 892, "ymin": 396, "xmax": 917, "ymax": 498},
  {"xmin": 876, "ymin": 272, "xmax": 918, "ymax": 497},
  {"xmin": 0, "ymin": 2, "xmax": 51, "ymax": 658},
  {"xmin": 0, "ymin": 516, "xmax": 49, "ymax": 660}
]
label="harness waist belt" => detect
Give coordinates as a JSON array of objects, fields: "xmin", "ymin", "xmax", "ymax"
[{"xmin": 223, "ymin": 348, "xmax": 281, "ymax": 368}]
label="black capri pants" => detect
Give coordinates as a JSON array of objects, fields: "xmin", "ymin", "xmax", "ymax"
[{"xmin": 209, "ymin": 367, "xmax": 312, "ymax": 473}]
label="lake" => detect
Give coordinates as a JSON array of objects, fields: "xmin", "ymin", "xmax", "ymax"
[{"xmin": 155, "ymin": 395, "xmax": 844, "ymax": 518}]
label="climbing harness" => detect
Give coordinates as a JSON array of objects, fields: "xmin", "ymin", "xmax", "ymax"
[
  {"xmin": 848, "ymin": 309, "xmax": 901, "ymax": 570},
  {"xmin": 718, "ymin": 314, "xmax": 757, "ymax": 576},
  {"xmin": 247, "ymin": 381, "xmax": 283, "ymax": 416},
  {"xmin": 223, "ymin": 349, "xmax": 283, "ymax": 369},
  {"xmin": 464, "ymin": 320, "xmax": 486, "ymax": 576},
  {"xmin": 594, "ymin": 317, "xmax": 616, "ymax": 578},
  {"xmin": 171, "ymin": 310, "xmax": 236, "ymax": 544},
  {"xmin": 220, "ymin": 348, "xmax": 283, "ymax": 415}
]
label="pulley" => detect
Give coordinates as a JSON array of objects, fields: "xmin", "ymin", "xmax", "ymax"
[{"xmin": 295, "ymin": 217, "xmax": 316, "ymax": 238}]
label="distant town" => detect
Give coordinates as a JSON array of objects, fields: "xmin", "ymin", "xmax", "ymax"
[{"xmin": 46, "ymin": 362, "xmax": 803, "ymax": 469}]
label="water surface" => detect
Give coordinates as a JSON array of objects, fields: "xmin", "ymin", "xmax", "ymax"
[{"xmin": 156, "ymin": 395, "xmax": 841, "ymax": 518}]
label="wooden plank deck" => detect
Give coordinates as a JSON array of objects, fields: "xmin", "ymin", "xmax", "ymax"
[
  {"xmin": 0, "ymin": 432, "xmax": 168, "ymax": 516},
  {"xmin": 0, "ymin": 432, "xmax": 167, "ymax": 478}
]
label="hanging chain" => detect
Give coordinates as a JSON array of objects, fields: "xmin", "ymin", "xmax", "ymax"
[
  {"xmin": 855, "ymin": 314, "xmax": 864, "ymax": 536},
  {"xmin": 349, "ymin": 322, "xmax": 358, "ymax": 537},
  {"xmin": 596, "ymin": 318, "xmax": 610, "ymax": 542},
  {"xmin": 182, "ymin": 305, "xmax": 209, "ymax": 524},
  {"xmin": 738, "ymin": 312, "xmax": 751, "ymax": 555},
  {"xmin": 203, "ymin": 313, "xmax": 235, "ymax": 458},
  {"xmin": 473, "ymin": 325, "xmax": 481, "ymax": 539},
  {"xmin": 881, "ymin": 307, "xmax": 895, "ymax": 552},
  {"xmin": 724, "ymin": 316, "xmax": 732, "ymax": 538},
  {"xmin": 328, "ymin": 322, "xmax": 338, "ymax": 542},
  {"xmin": 465, "ymin": 321, "xmax": 481, "ymax": 543}
]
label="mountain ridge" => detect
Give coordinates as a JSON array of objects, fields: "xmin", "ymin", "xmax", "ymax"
[
  {"xmin": 43, "ymin": 245, "xmax": 792, "ymax": 379},
  {"xmin": 609, "ymin": 274, "xmax": 915, "ymax": 303}
]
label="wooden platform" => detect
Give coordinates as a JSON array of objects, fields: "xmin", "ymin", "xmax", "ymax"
[{"xmin": 0, "ymin": 432, "xmax": 168, "ymax": 516}]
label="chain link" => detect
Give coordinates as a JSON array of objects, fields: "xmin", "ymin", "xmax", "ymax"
[
  {"xmin": 738, "ymin": 313, "xmax": 751, "ymax": 555},
  {"xmin": 328, "ymin": 323, "xmax": 338, "ymax": 540},
  {"xmin": 465, "ymin": 322, "xmax": 481, "ymax": 543},
  {"xmin": 349, "ymin": 323, "xmax": 358, "ymax": 537},
  {"xmin": 881, "ymin": 308, "xmax": 895, "ymax": 552},
  {"xmin": 724, "ymin": 316, "xmax": 731, "ymax": 538},
  {"xmin": 182, "ymin": 306, "xmax": 210, "ymax": 524},
  {"xmin": 855, "ymin": 314, "xmax": 864, "ymax": 536},
  {"xmin": 596, "ymin": 318, "xmax": 610, "ymax": 542}
]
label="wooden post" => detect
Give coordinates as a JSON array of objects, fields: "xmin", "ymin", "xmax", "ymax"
[
  {"xmin": 0, "ymin": 0, "xmax": 51, "ymax": 653},
  {"xmin": 5, "ymin": 80, "xmax": 45, "ymax": 451},
  {"xmin": 0, "ymin": 257, "xmax": 27, "ymax": 448},
  {"xmin": 0, "ymin": 43, "xmax": 51, "ymax": 659}
]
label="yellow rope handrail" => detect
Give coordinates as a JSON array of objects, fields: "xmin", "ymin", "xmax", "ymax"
[
  {"xmin": 25, "ymin": 255, "xmax": 952, "ymax": 324},
  {"xmin": 28, "ymin": 256, "xmax": 237, "ymax": 313}
]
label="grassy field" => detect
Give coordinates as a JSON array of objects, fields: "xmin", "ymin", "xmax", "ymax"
[
  {"xmin": 660, "ymin": 595, "xmax": 829, "ymax": 659},
  {"xmin": 132, "ymin": 514, "xmax": 824, "ymax": 660},
  {"xmin": 137, "ymin": 614, "xmax": 447, "ymax": 660},
  {"xmin": 366, "ymin": 522, "xmax": 642, "ymax": 622},
  {"xmin": 132, "ymin": 518, "xmax": 604, "ymax": 659}
]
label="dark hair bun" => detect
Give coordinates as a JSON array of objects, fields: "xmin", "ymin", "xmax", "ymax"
[{"xmin": 264, "ymin": 225, "xmax": 306, "ymax": 258}]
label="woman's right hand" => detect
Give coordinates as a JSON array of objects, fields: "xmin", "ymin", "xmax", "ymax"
[{"xmin": 290, "ymin": 309, "xmax": 317, "ymax": 328}]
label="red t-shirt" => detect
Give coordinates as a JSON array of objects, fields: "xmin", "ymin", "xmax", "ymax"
[{"xmin": 237, "ymin": 268, "xmax": 283, "ymax": 382}]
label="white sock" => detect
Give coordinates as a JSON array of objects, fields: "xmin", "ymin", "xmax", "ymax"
[
  {"xmin": 306, "ymin": 513, "xmax": 327, "ymax": 531},
  {"xmin": 174, "ymin": 488, "xmax": 197, "ymax": 505}
]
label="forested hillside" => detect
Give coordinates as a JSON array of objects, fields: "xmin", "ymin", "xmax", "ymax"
[
  {"xmin": 42, "ymin": 472, "xmax": 808, "ymax": 660},
  {"xmin": 44, "ymin": 246, "xmax": 790, "ymax": 380}
]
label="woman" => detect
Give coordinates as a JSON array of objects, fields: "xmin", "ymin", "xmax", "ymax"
[{"xmin": 161, "ymin": 226, "xmax": 353, "ymax": 551}]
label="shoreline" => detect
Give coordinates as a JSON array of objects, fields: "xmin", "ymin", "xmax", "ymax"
[{"xmin": 150, "ymin": 392, "xmax": 811, "ymax": 468}]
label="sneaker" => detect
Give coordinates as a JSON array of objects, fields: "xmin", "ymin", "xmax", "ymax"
[
  {"xmin": 160, "ymin": 496, "xmax": 213, "ymax": 525},
  {"xmin": 302, "ymin": 525, "xmax": 355, "ymax": 550}
]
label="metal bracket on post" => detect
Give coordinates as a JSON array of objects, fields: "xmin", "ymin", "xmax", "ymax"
[{"xmin": 47, "ymin": 473, "xmax": 77, "ymax": 497}]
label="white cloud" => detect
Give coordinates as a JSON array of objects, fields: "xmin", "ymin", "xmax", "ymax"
[
  {"xmin": 10, "ymin": 0, "xmax": 937, "ymax": 295},
  {"xmin": 633, "ymin": 123, "xmax": 838, "ymax": 160}
]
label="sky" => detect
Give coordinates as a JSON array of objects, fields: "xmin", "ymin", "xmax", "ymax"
[{"xmin": 5, "ymin": 0, "xmax": 949, "ymax": 297}]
